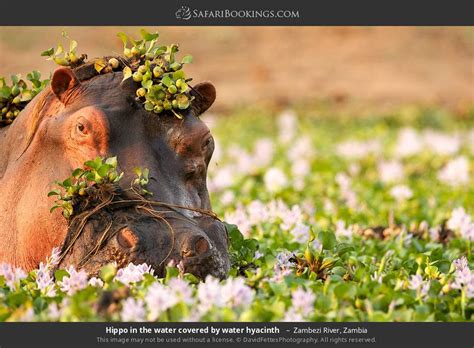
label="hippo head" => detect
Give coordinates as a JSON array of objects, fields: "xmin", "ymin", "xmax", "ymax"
[
  {"xmin": 10, "ymin": 59, "xmax": 229, "ymax": 276},
  {"xmin": 56, "ymin": 184, "xmax": 230, "ymax": 279}
]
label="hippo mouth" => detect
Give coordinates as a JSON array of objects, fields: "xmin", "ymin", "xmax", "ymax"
[
  {"xmin": 56, "ymin": 183, "xmax": 230, "ymax": 280},
  {"xmin": 177, "ymin": 248, "xmax": 230, "ymax": 280}
]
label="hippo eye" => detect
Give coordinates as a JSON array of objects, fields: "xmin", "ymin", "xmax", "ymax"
[
  {"xmin": 202, "ymin": 136, "xmax": 213, "ymax": 149},
  {"xmin": 76, "ymin": 122, "xmax": 86, "ymax": 134}
]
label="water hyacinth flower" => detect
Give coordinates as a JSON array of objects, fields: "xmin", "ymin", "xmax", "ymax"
[
  {"xmin": 335, "ymin": 220, "xmax": 353, "ymax": 238},
  {"xmin": 88, "ymin": 277, "xmax": 104, "ymax": 288},
  {"xmin": 451, "ymin": 257, "xmax": 474, "ymax": 299},
  {"xmin": 221, "ymin": 277, "xmax": 255, "ymax": 309},
  {"xmin": 282, "ymin": 308, "xmax": 304, "ymax": 322},
  {"xmin": 291, "ymin": 287, "xmax": 315, "ymax": 317},
  {"xmin": 447, "ymin": 207, "xmax": 474, "ymax": 241},
  {"xmin": 394, "ymin": 127, "xmax": 422, "ymax": 158},
  {"xmin": 422, "ymin": 130, "xmax": 461, "ymax": 156},
  {"xmin": 272, "ymin": 251, "xmax": 294, "ymax": 282},
  {"xmin": 378, "ymin": 160, "xmax": 404, "ymax": 183},
  {"xmin": 335, "ymin": 173, "xmax": 357, "ymax": 209},
  {"xmin": 290, "ymin": 223, "xmax": 311, "ymax": 244},
  {"xmin": 280, "ymin": 204, "xmax": 304, "ymax": 231},
  {"xmin": 58, "ymin": 266, "xmax": 88, "ymax": 296},
  {"xmin": 36, "ymin": 262, "xmax": 56, "ymax": 297},
  {"xmin": 168, "ymin": 278, "xmax": 193, "ymax": 305},
  {"xmin": 277, "ymin": 110, "xmax": 298, "ymax": 144},
  {"xmin": 0, "ymin": 263, "xmax": 27, "ymax": 290},
  {"xmin": 438, "ymin": 156, "xmax": 470, "ymax": 187},
  {"xmin": 146, "ymin": 282, "xmax": 178, "ymax": 321},
  {"xmin": 114, "ymin": 263, "xmax": 154, "ymax": 285},
  {"xmin": 121, "ymin": 298, "xmax": 146, "ymax": 322},
  {"xmin": 390, "ymin": 185, "xmax": 413, "ymax": 202},
  {"xmin": 408, "ymin": 274, "xmax": 430, "ymax": 298},
  {"xmin": 197, "ymin": 276, "xmax": 225, "ymax": 313},
  {"xmin": 264, "ymin": 167, "xmax": 288, "ymax": 193},
  {"xmin": 336, "ymin": 139, "xmax": 381, "ymax": 159}
]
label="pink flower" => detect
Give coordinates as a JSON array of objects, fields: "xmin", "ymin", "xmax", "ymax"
[
  {"xmin": 114, "ymin": 263, "xmax": 154, "ymax": 285},
  {"xmin": 145, "ymin": 283, "xmax": 177, "ymax": 320},
  {"xmin": 121, "ymin": 298, "xmax": 146, "ymax": 322},
  {"xmin": 0, "ymin": 263, "xmax": 27, "ymax": 290},
  {"xmin": 58, "ymin": 266, "xmax": 88, "ymax": 295},
  {"xmin": 291, "ymin": 287, "xmax": 315, "ymax": 317}
]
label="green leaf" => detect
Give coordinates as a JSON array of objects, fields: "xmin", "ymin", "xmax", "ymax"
[
  {"xmin": 0, "ymin": 87, "xmax": 11, "ymax": 99},
  {"xmin": 41, "ymin": 48, "xmax": 54, "ymax": 57},
  {"xmin": 54, "ymin": 269, "xmax": 69, "ymax": 282},
  {"xmin": 319, "ymin": 231, "xmax": 337, "ymax": 250},
  {"xmin": 140, "ymin": 29, "xmax": 159, "ymax": 41},
  {"xmin": 161, "ymin": 75, "xmax": 173, "ymax": 87},
  {"xmin": 117, "ymin": 32, "xmax": 128, "ymax": 48},
  {"xmin": 47, "ymin": 189, "xmax": 61, "ymax": 197},
  {"xmin": 97, "ymin": 164, "xmax": 112, "ymax": 178},
  {"xmin": 181, "ymin": 55, "xmax": 193, "ymax": 64},
  {"xmin": 141, "ymin": 79, "xmax": 153, "ymax": 90}
]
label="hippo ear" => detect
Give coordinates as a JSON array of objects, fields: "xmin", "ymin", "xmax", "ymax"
[
  {"xmin": 191, "ymin": 81, "xmax": 216, "ymax": 116},
  {"xmin": 51, "ymin": 67, "xmax": 80, "ymax": 104}
]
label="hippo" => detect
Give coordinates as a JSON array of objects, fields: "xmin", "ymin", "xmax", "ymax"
[{"xmin": 0, "ymin": 59, "xmax": 229, "ymax": 278}]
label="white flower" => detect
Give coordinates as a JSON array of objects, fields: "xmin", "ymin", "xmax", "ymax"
[
  {"xmin": 282, "ymin": 308, "xmax": 304, "ymax": 322},
  {"xmin": 221, "ymin": 277, "xmax": 255, "ymax": 309},
  {"xmin": 88, "ymin": 277, "xmax": 104, "ymax": 288},
  {"xmin": 451, "ymin": 257, "xmax": 474, "ymax": 299},
  {"xmin": 272, "ymin": 251, "xmax": 294, "ymax": 282},
  {"xmin": 447, "ymin": 207, "xmax": 474, "ymax": 241},
  {"xmin": 114, "ymin": 263, "xmax": 154, "ymax": 285},
  {"xmin": 422, "ymin": 130, "xmax": 460, "ymax": 156},
  {"xmin": 438, "ymin": 156, "xmax": 470, "ymax": 186},
  {"xmin": 197, "ymin": 276, "xmax": 224, "ymax": 313},
  {"xmin": 337, "ymin": 139, "xmax": 381, "ymax": 159},
  {"xmin": 58, "ymin": 266, "xmax": 88, "ymax": 296},
  {"xmin": 290, "ymin": 223, "xmax": 311, "ymax": 244},
  {"xmin": 145, "ymin": 283, "xmax": 178, "ymax": 320},
  {"xmin": 121, "ymin": 298, "xmax": 146, "ymax": 322},
  {"xmin": 378, "ymin": 160, "xmax": 404, "ymax": 183},
  {"xmin": 209, "ymin": 166, "xmax": 235, "ymax": 192},
  {"xmin": 394, "ymin": 128, "xmax": 422, "ymax": 158},
  {"xmin": 254, "ymin": 138, "xmax": 275, "ymax": 168},
  {"xmin": 408, "ymin": 275, "xmax": 430, "ymax": 298},
  {"xmin": 264, "ymin": 167, "xmax": 288, "ymax": 193},
  {"xmin": 278, "ymin": 110, "xmax": 298, "ymax": 144},
  {"xmin": 0, "ymin": 263, "xmax": 27, "ymax": 290},
  {"xmin": 168, "ymin": 278, "xmax": 193, "ymax": 305},
  {"xmin": 36, "ymin": 262, "xmax": 56, "ymax": 297},
  {"xmin": 335, "ymin": 220, "xmax": 352, "ymax": 238},
  {"xmin": 291, "ymin": 287, "xmax": 315, "ymax": 317},
  {"xmin": 390, "ymin": 185, "xmax": 413, "ymax": 202}
]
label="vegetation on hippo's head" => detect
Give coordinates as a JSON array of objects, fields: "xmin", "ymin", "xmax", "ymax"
[
  {"xmin": 0, "ymin": 72, "xmax": 49, "ymax": 127},
  {"xmin": 41, "ymin": 31, "xmax": 87, "ymax": 67},
  {"xmin": 48, "ymin": 156, "xmax": 151, "ymax": 219},
  {"xmin": 43, "ymin": 29, "xmax": 195, "ymax": 119},
  {"xmin": 116, "ymin": 30, "xmax": 194, "ymax": 119}
]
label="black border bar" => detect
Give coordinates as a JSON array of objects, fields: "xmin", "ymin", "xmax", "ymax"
[
  {"xmin": 0, "ymin": 322, "xmax": 472, "ymax": 348},
  {"xmin": 0, "ymin": 0, "xmax": 473, "ymax": 25}
]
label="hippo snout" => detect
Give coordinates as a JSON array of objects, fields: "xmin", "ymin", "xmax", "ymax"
[{"xmin": 58, "ymin": 209, "xmax": 230, "ymax": 280}]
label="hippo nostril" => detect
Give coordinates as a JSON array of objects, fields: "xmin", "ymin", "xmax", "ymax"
[
  {"xmin": 117, "ymin": 228, "xmax": 138, "ymax": 249},
  {"xmin": 181, "ymin": 236, "xmax": 210, "ymax": 258}
]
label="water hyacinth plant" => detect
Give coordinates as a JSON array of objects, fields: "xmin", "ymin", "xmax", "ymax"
[{"xmin": 0, "ymin": 104, "xmax": 473, "ymax": 322}]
